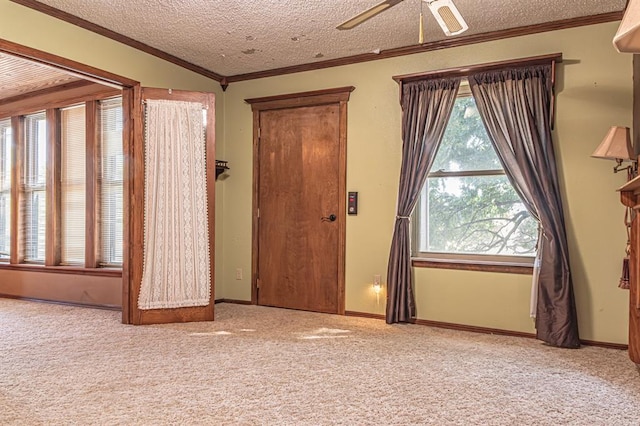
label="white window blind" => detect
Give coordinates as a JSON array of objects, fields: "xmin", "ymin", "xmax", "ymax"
[
  {"xmin": 23, "ymin": 112, "xmax": 47, "ymax": 263},
  {"xmin": 98, "ymin": 98, "xmax": 123, "ymax": 267},
  {"xmin": 0, "ymin": 119, "xmax": 11, "ymax": 261},
  {"xmin": 60, "ymin": 105, "xmax": 86, "ymax": 265}
]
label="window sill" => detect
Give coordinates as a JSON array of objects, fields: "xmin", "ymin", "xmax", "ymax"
[
  {"xmin": 412, "ymin": 258, "xmax": 533, "ymax": 275},
  {"xmin": 0, "ymin": 263, "xmax": 122, "ymax": 277}
]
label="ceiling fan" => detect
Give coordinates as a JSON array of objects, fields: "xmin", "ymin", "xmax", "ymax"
[{"xmin": 337, "ymin": 0, "xmax": 468, "ymax": 39}]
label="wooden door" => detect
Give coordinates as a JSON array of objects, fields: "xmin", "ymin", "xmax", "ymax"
[
  {"xmin": 247, "ymin": 87, "xmax": 354, "ymax": 314},
  {"xmin": 125, "ymin": 87, "xmax": 216, "ymax": 325}
]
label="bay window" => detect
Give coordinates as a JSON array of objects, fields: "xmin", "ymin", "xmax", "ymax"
[{"xmin": 0, "ymin": 96, "xmax": 123, "ymax": 272}]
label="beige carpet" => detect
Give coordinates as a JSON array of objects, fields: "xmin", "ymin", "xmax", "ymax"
[{"xmin": 1, "ymin": 299, "xmax": 639, "ymax": 425}]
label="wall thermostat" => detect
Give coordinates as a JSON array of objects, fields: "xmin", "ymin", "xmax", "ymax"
[{"xmin": 348, "ymin": 192, "xmax": 358, "ymax": 215}]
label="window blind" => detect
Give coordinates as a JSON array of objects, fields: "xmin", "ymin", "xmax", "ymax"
[
  {"xmin": 60, "ymin": 105, "xmax": 86, "ymax": 265},
  {"xmin": 0, "ymin": 119, "xmax": 11, "ymax": 260},
  {"xmin": 98, "ymin": 98, "xmax": 123, "ymax": 267},
  {"xmin": 23, "ymin": 112, "xmax": 47, "ymax": 263}
]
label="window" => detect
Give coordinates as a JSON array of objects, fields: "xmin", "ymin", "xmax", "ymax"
[
  {"xmin": 23, "ymin": 112, "xmax": 47, "ymax": 263},
  {"xmin": 98, "ymin": 98, "xmax": 124, "ymax": 267},
  {"xmin": 0, "ymin": 94, "xmax": 123, "ymax": 273},
  {"xmin": 0, "ymin": 119, "xmax": 11, "ymax": 261},
  {"xmin": 414, "ymin": 84, "xmax": 537, "ymax": 264},
  {"xmin": 61, "ymin": 105, "xmax": 86, "ymax": 265}
]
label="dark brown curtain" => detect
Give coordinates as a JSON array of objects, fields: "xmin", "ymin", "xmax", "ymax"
[
  {"xmin": 386, "ymin": 78, "xmax": 460, "ymax": 324},
  {"xmin": 468, "ymin": 65, "xmax": 580, "ymax": 348}
]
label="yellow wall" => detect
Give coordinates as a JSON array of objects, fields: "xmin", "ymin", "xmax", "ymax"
[
  {"xmin": 221, "ymin": 22, "xmax": 633, "ymax": 344},
  {"xmin": 1, "ymin": 0, "xmax": 632, "ymax": 344},
  {"xmin": 0, "ymin": 0, "xmax": 226, "ymax": 303}
]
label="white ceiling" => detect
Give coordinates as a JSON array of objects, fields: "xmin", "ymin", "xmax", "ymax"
[{"xmin": 22, "ymin": 0, "xmax": 630, "ymax": 77}]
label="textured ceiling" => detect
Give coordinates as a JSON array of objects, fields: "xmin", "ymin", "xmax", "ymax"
[
  {"xmin": 20, "ymin": 0, "xmax": 631, "ymax": 76},
  {"xmin": 0, "ymin": 52, "xmax": 81, "ymax": 101}
]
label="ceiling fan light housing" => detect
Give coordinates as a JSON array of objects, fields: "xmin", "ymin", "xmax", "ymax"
[{"xmin": 426, "ymin": 0, "xmax": 469, "ymax": 36}]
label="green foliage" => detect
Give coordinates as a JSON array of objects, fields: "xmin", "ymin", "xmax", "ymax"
[
  {"xmin": 419, "ymin": 96, "xmax": 538, "ymax": 256},
  {"xmin": 431, "ymin": 97, "xmax": 501, "ymax": 172}
]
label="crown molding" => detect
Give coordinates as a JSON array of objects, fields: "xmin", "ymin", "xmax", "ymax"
[
  {"xmin": 226, "ymin": 11, "xmax": 622, "ymax": 83},
  {"xmin": 9, "ymin": 1, "xmax": 623, "ymax": 89},
  {"xmin": 9, "ymin": 0, "xmax": 224, "ymax": 82}
]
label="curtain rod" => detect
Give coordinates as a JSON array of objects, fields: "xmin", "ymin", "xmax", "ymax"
[{"xmin": 392, "ymin": 53, "xmax": 563, "ymax": 84}]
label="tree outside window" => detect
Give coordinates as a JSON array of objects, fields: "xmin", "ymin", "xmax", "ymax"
[{"xmin": 415, "ymin": 87, "xmax": 538, "ymax": 261}]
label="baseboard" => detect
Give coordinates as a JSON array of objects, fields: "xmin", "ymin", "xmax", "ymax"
[
  {"xmin": 579, "ymin": 339, "xmax": 628, "ymax": 351},
  {"xmin": 345, "ymin": 310, "xmax": 629, "ymax": 350},
  {"xmin": 345, "ymin": 310, "xmax": 385, "ymax": 320},
  {"xmin": 413, "ymin": 317, "xmax": 537, "ymax": 339},
  {"xmin": 0, "ymin": 293, "xmax": 122, "ymax": 311},
  {"xmin": 215, "ymin": 298, "xmax": 253, "ymax": 305},
  {"xmin": 4, "ymin": 296, "xmax": 624, "ymax": 350}
]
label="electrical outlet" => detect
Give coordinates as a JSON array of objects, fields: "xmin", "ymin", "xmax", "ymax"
[
  {"xmin": 373, "ymin": 274, "xmax": 381, "ymax": 286},
  {"xmin": 235, "ymin": 268, "xmax": 243, "ymax": 280}
]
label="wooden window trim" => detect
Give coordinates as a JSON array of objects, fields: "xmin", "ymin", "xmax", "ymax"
[
  {"xmin": 3, "ymin": 87, "xmax": 123, "ymax": 275},
  {"xmin": 9, "ymin": 116, "xmax": 22, "ymax": 264},
  {"xmin": 85, "ymin": 100, "xmax": 99, "ymax": 268},
  {"xmin": 0, "ymin": 81, "xmax": 121, "ymax": 120},
  {"xmin": 412, "ymin": 258, "xmax": 533, "ymax": 275},
  {"xmin": 45, "ymin": 108, "xmax": 61, "ymax": 266},
  {"xmin": 0, "ymin": 262, "xmax": 121, "ymax": 277}
]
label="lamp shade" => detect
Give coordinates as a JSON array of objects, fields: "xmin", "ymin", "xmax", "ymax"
[
  {"xmin": 592, "ymin": 126, "xmax": 633, "ymax": 161},
  {"xmin": 614, "ymin": 0, "xmax": 640, "ymax": 52}
]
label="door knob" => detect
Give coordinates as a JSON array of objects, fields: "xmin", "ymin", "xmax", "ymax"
[{"xmin": 321, "ymin": 214, "xmax": 337, "ymax": 222}]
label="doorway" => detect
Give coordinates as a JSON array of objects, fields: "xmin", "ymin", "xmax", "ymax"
[{"xmin": 246, "ymin": 87, "xmax": 354, "ymax": 314}]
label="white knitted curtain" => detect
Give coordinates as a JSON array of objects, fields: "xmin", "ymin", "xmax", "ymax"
[{"xmin": 138, "ymin": 99, "xmax": 211, "ymax": 310}]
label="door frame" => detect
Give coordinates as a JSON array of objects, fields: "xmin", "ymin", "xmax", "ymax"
[
  {"xmin": 245, "ymin": 86, "xmax": 354, "ymax": 315},
  {"xmin": 0, "ymin": 38, "xmax": 139, "ymax": 323},
  {"xmin": 129, "ymin": 88, "xmax": 216, "ymax": 325}
]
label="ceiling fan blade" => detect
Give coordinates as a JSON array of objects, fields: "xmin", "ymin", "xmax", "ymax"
[
  {"xmin": 337, "ymin": 0, "xmax": 405, "ymax": 30},
  {"xmin": 426, "ymin": 0, "xmax": 468, "ymax": 36}
]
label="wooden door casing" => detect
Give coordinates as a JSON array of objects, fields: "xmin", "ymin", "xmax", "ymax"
[{"xmin": 247, "ymin": 87, "xmax": 354, "ymax": 315}]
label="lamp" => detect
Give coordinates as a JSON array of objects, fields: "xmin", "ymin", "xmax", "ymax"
[
  {"xmin": 591, "ymin": 126, "xmax": 636, "ymax": 175},
  {"xmin": 372, "ymin": 275, "xmax": 383, "ymax": 306},
  {"xmin": 614, "ymin": 0, "xmax": 640, "ymax": 53}
]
